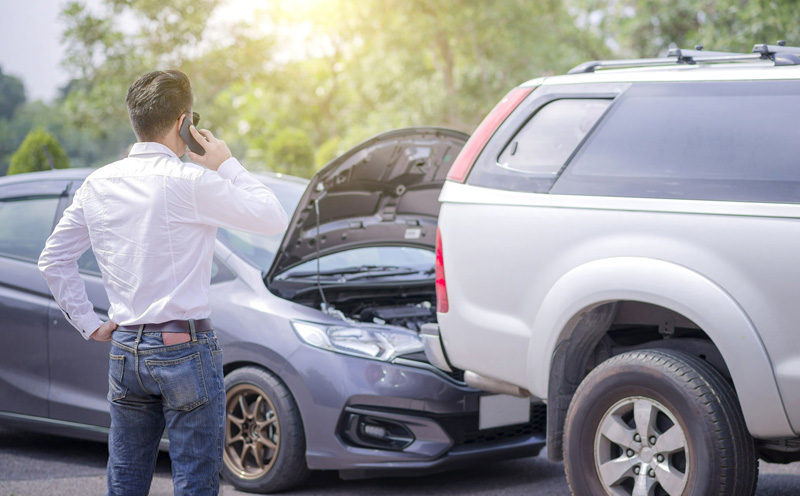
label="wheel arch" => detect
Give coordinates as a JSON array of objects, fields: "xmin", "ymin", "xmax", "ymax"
[
  {"xmin": 531, "ymin": 257, "xmax": 792, "ymax": 461},
  {"xmin": 220, "ymin": 343, "xmax": 313, "ymax": 448}
]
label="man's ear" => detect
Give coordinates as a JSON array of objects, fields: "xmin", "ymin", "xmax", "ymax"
[
  {"xmin": 171, "ymin": 114, "xmax": 186, "ymax": 144},
  {"xmin": 176, "ymin": 114, "xmax": 186, "ymax": 133}
]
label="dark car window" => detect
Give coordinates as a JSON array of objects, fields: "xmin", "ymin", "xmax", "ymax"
[
  {"xmin": 0, "ymin": 197, "xmax": 60, "ymax": 262},
  {"xmin": 552, "ymin": 81, "xmax": 800, "ymax": 203},
  {"xmin": 497, "ymin": 99, "xmax": 611, "ymax": 176}
]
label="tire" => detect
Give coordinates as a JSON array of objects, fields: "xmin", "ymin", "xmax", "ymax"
[
  {"xmin": 563, "ymin": 349, "xmax": 758, "ymax": 496},
  {"xmin": 222, "ymin": 367, "xmax": 310, "ymax": 493}
]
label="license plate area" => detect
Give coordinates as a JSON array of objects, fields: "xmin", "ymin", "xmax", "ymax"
[{"xmin": 478, "ymin": 394, "xmax": 531, "ymax": 430}]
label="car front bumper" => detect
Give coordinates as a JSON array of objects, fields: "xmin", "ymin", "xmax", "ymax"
[{"xmin": 286, "ymin": 341, "xmax": 546, "ymax": 476}]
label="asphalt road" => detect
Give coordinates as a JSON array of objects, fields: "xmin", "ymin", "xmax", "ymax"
[{"xmin": 3, "ymin": 426, "xmax": 800, "ymax": 495}]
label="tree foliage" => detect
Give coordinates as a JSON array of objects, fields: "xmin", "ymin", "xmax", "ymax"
[
  {"xmin": 568, "ymin": 0, "xmax": 800, "ymax": 57},
  {"xmin": 42, "ymin": 0, "xmax": 605, "ymax": 177},
  {"xmin": 0, "ymin": 67, "xmax": 26, "ymax": 121},
  {"xmin": 6, "ymin": 1, "xmax": 800, "ymax": 178},
  {"xmin": 8, "ymin": 127, "xmax": 70, "ymax": 175}
]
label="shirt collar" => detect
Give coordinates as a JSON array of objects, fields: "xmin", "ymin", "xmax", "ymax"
[{"xmin": 128, "ymin": 142, "xmax": 182, "ymax": 161}]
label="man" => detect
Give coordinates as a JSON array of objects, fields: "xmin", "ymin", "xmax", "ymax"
[{"xmin": 38, "ymin": 69, "xmax": 288, "ymax": 495}]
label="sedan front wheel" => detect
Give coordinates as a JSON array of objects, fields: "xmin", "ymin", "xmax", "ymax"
[{"xmin": 222, "ymin": 366, "xmax": 309, "ymax": 493}]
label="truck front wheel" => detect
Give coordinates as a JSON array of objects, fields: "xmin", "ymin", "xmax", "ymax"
[{"xmin": 563, "ymin": 349, "xmax": 757, "ymax": 495}]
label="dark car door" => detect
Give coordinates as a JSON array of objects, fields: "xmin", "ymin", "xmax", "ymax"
[
  {"xmin": 0, "ymin": 180, "xmax": 71, "ymax": 419},
  {"xmin": 46, "ymin": 181, "xmax": 112, "ymax": 427}
]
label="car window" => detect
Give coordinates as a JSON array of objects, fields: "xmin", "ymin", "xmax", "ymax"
[
  {"xmin": 211, "ymin": 256, "xmax": 236, "ymax": 284},
  {"xmin": 217, "ymin": 177, "xmax": 306, "ymax": 271},
  {"xmin": 466, "ymin": 92, "xmax": 616, "ymax": 194},
  {"xmin": 0, "ymin": 197, "xmax": 59, "ymax": 262},
  {"xmin": 497, "ymin": 99, "xmax": 611, "ymax": 176},
  {"xmin": 77, "ymin": 248, "xmax": 101, "ymax": 275},
  {"xmin": 552, "ymin": 81, "xmax": 800, "ymax": 203},
  {"xmin": 279, "ymin": 246, "xmax": 434, "ymax": 277}
]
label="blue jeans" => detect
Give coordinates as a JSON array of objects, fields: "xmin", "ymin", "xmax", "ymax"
[{"xmin": 106, "ymin": 327, "xmax": 225, "ymax": 496}]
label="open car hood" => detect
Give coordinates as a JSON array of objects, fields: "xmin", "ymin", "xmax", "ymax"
[{"xmin": 266, "ymin": 127, "xmax": 468, "ymax": 281}]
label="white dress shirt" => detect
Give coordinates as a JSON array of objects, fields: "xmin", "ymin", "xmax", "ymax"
[{"xmin": 39, "ymin": 142, "xmax": 288, "ymax": 339}]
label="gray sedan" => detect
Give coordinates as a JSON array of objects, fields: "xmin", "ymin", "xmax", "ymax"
[{"xmin": 0, "ymin": 128, "xmax": 545, "ymax": 493}]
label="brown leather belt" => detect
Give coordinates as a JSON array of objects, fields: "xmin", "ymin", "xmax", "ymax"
[{"xmin": 116, "ymin": 318, "xmax": 213, "ymax": 333}]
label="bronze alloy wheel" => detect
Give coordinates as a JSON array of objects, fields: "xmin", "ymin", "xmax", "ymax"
[{"xmin": 224, "ymin": 383, "xmax": 281, "ymax": 479}]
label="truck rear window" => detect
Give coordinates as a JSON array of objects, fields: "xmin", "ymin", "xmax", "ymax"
[{"xmin": 552, "ymin": 81, "xmax": 800, "ymax": 203}]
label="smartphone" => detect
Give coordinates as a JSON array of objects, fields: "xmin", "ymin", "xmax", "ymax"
[{"xmin": 179, "ymin": 113, "xmax": 206, "ymax": 156}]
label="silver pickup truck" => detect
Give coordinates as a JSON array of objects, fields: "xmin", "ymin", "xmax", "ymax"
[{"xmin": 423, "ymin": 44, "xmax": 800, "ymax": 495}]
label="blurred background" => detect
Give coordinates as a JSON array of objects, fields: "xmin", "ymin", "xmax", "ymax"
[{"xmin": 0, "ymin": 0, "xmax": 797, "ymax": 177}]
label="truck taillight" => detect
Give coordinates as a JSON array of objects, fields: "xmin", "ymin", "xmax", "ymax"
[
  {"xmin": 446, "ymin": 86, "xmax": 535, "ymax": 183},
  {"xmin": 435, "ymin": 228, "xmax": 448, "ymax": 313}
]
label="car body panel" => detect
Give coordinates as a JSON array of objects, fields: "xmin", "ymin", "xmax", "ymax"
[
  {"xmin": 0, "ymin": 257, "xmax": 52, "ymax": 418},
  {"xmin": 435, "ymin": 65, "xmax": 800, "ymax": 438}
]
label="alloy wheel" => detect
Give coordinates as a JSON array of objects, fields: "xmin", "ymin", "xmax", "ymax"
[
  {"xmin": 594, "ymin": 396, "xmax": 688, "ymax": 496},
  {"xmin": 224, "ymin": 383, "xmax": 281, "ymax": 480}
]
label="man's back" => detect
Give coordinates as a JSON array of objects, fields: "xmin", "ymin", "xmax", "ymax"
[{"xmin": 82, "ymin": 145, "xmax": 220, "ymax": 325}]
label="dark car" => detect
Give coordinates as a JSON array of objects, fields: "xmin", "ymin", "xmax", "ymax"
[{"xmin": 0, "ymin": 128, "xmax": 545, "ymax": 493}]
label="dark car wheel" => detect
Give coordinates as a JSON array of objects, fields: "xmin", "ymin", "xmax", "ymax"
[
  {"xmin": 564, "ymin": 349, "xmax": 758, "ymax": 496},
  {"xmin": 222, "ymin": 366, "xmax": 310, "ymax": 493}
]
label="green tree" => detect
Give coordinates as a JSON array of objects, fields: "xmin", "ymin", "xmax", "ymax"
[
  {"xmin": 8, "ymin": 127, "xmax": 70, "ymax": 175},
  {"xmin": 0, "ymin": 67, "xmax": 26, "ymax": 120},
  {"xmin": 216, "ymin": 0, "xmax": 607, "ymax": 174},
  {"xmin": 568, "ymin": 0, "xmax": 800, "ymax": 58},
  {"xmin": 50, "ymin": 0, "xmax": 607, "ymax": 175}
]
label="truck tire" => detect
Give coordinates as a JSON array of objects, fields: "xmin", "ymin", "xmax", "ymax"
[{"xmin": 563, "ymin": 349, "xmax": 757, "ymax": 495}]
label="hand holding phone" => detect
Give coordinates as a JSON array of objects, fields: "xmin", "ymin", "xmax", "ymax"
[
  {"xmin": 179, "ymin": 113, "xmax": 206, "ymax": 156},
  {"xmin": 186, "ymin": 125, "xmax": 232, "ymax": 171}
]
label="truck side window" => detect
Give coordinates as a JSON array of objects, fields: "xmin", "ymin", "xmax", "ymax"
[
  {"xmin": 553, "ymin": 80, "xmax": 800, "ymax": 203},
  {"xmin": 497, "ymin": 99, "xmax": 610, "ymax": 176}
]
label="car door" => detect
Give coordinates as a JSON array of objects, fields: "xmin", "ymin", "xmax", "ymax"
[
  {"xmin": 0, "ymin": 180, "xmax": 70, "ymax": 419},
  {"xmin": 46, "ymin": 180, "xmax": 112, "ymax": 427}
]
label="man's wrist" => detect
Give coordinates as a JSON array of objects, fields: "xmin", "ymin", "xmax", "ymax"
[
  {"xmin": 217, "ymin": 157, "xmax": 243, "ymax": 179},
  {"xmin": 80, "ymin": 315, "xmax": 105, "ymax": 340}
]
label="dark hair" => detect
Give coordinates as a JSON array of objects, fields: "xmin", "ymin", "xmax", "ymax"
[{"xmin": 125, "ymin": 70, "xmax": 193, "ymax": 141}]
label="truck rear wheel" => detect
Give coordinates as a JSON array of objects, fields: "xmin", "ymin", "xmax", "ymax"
[{"xmin": 564, "ymin": 349, "xmax": 757, "ymax": 495}]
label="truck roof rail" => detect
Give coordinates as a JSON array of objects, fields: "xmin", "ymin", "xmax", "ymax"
[{"xmin": 567, "ymin": 41, "xmax": 800, "ymax": 74}]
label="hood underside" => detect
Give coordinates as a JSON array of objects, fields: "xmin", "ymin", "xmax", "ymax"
[{"xmin": 266, "ymin": 127, "xmax": 468, "ymax": 280}]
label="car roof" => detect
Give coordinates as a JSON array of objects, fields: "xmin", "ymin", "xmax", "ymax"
[
  {"xmin": 524, "ymin": 43, "xmax": 800, "ymax": 88},
  {"xmin": 531, "ymin": 61, "xmax": 800, "ymax": 87},
  {"xmin": 0, "ymin": 167, "xmax": 308, "ymax": 187},
  {"xmin": 0, "ymin": 167, "xmax": 94, "ymax": 186}
]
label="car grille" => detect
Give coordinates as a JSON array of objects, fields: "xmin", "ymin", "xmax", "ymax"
[{"xmin": 427, "ymin": 403, "xmax": 547, "ymax": 447}]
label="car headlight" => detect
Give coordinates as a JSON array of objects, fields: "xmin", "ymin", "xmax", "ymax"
[{"xmin": 291, "ymin": 321, "xmax": 423, "ymax": 362}]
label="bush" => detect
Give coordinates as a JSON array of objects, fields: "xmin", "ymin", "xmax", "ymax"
[{"xmin": 8, "ymin": 127, "xmax": 69, "ymax": 175}]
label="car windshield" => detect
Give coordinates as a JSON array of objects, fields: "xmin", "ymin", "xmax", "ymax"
[
  {"xmin": 277, "ymin": 247, "xmax": 435, "ymax": 281},
  {"xmin": 216, "ymin": 175, "xmax": 306, "ymax": 270}
]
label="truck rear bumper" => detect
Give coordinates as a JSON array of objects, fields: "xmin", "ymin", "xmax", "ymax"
[{"xmin": 421, "ymin": 323, "xmax": 453, "ymax": 372}]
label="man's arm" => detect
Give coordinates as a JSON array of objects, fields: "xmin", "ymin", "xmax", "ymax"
[
  {"xmin": 38, "ymin": 189, "xmax": 111, "ymax": 340},
  {"xmin": 187, "ymin": 125, "xmax": 289, "ymax": 234}
]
